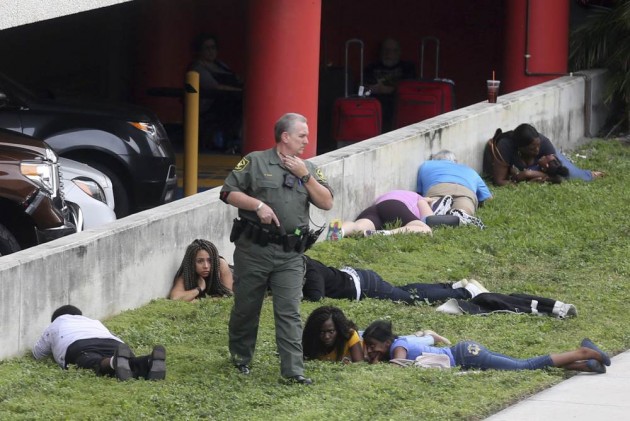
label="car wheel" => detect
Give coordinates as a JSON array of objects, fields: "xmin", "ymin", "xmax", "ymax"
[
  {"xmin": 0, "ymin": 223, "xmax": 20, "ymax": 256},
  {"xmin": 84, "ymin": 162, "xmax": 131, "ymax": 218}
]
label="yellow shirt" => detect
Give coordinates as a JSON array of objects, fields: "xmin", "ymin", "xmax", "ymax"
[{"xmin": 319, "ymin": 330, "xmax": 361, "ymax": 361}]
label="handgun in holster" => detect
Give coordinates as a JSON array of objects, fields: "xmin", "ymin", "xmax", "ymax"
[{"xmin": 230, "ymin": 218, "xmax": 245, "ymax": 243}]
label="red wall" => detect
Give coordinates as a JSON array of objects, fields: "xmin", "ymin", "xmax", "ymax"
[{"xmin": 133, "ymin": 0, "xmax": 504, "ymax": 127}]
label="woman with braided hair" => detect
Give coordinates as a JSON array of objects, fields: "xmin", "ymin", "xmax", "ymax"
[
  {"xmin": 169, "ymin": 239, "xmax": 234, "ymax": 301},
  {"xmin": 302, "ymin": 306, "xmax": 364, "ymax": 363}
]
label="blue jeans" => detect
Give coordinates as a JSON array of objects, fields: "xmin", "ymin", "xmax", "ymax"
[
  {"xmin": 450, "ymin": 341, "xmax": 553, "ymax": 370},
  {"xmin": 356, "ymin": 269, "xmax": 470, "ymax": 304},
  {"xmin": 556, "ymin": 151, "xmax": 593, "ymax": 181}
]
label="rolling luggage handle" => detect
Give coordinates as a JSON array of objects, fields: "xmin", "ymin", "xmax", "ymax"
[
  {"xmin": 420, "ymin": 36, "xmax": 440, "ymax": 79},
  {"xmin": 344, "ymin": 38, "xmax": 365, "ymax": 97}
]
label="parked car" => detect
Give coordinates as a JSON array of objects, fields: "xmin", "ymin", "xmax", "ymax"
[
  {"xmin": 59, "ymin": 157, "xmax": 117, "ymax": 230},
  {"xmin": 0, "ymin": 71, "xmax": 177, "ymax": 217},
  {"xmin": 0, "ymin": 129, "xmax": 76, "ymax": 256}
]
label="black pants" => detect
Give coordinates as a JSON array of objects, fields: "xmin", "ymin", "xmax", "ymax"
[{"xmin": 65, "ymin": 338, "xmax": 150, "ymax": 377}]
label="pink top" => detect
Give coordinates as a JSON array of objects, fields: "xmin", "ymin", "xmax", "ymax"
[{"xmin": 374, "ymin": 190, "xmax": 425, "ymax": 219}]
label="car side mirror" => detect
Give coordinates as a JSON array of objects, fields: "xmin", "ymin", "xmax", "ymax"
[{"xmin": 0, "ymin": 92, "xmax": 7, "ymax": 108}]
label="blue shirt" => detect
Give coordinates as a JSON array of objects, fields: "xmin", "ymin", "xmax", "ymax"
[
  {"xmin": 417, "ymin": 160, "xmax": 492, "ymax": 203},
  {"xmin": 390, "ymin": 335, "xmax": 456, "ymax": 366}
]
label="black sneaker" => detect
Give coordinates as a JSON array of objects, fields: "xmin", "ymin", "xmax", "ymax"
[
  {"xmin": 282, "ymin": 375, "xmax": 313, "ymax": 385},
  {"xmin": 431, "ymin": 195, "xmax": 453, "ymax": 216},
  {"xmin": 449, "ymin": 209, "xmax": 485, "ymax": 229},
  {"xmin": 113, "ymin": 343, "xmax": 134, "ymax": 381},
  {"xmin": 236, "ymin": 364, "xmax": 251, "ymax": 375},
  {"xmin": 146, "ymin": 345, "xmax": 166, "ymax": 381}
]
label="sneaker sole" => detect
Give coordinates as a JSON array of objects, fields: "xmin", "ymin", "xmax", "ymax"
[
  {"xmin": 114, "ymin": 343, "xmax": 134, "ymax": 381},
  {"xmin": 147, "ymin": 345, "xmax": 166, "ymax": 380}
]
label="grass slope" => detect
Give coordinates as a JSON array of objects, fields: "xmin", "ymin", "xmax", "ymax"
[{"xmin": 1, "ymin": 139, "xmax": 629, "ymax": 420}]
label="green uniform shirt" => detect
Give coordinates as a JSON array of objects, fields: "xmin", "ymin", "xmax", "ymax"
[{"xmin": 222, "ymin": 147, "xmax": 332, "ymax": 232}]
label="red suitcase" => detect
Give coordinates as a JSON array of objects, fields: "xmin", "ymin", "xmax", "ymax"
[
  {"xmin": 332, "ymin": 39, "xmax": 382, "ymax": 144},
  {"xmin": 393, "ymin": 37, "xmax": 455, "ymax": 129}
]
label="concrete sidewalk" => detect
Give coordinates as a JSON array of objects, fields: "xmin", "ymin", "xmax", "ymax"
[{"xmin": 484, "ymin": 349, "xmax": 630, "ymax": 420}]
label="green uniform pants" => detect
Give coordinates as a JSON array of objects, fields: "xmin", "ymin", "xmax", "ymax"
[{"xmin": 229, "ymin": 237, "xmax": 305, "ymax": 378}]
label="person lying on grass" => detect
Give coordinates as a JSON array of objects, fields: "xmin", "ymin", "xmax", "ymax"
[
  {"xmin": 33, "ymin": 305, "xmax": 166, "ymax": 381},
  {"xmin": 304, "ymin": 256, "xmax": 577, "ymax": 318},
  {"xmin": 362, "ymin": 320, "xmax": 610, "ymax": 373},
  {"xmin": 169, "ymin": 239, "xmax": 234, "ymax": 301},
  {"xmin": 303, "ymin": 255, "xmax": 487, "ymax": 304},
  {"xmin": 302, "ymin": 306, "xmax": 364, "ymax": 363}
]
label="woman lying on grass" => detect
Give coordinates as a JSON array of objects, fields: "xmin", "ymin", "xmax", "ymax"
[
  {"xmin": 302, "ymin": 306, "xmax": 364, "ymax": 363},
  {"xmin": 169, "ymin": 239, "xmax": 234, "ymax": 301},
  {"xmin": 362, "ymin": 320, "xmax": 610, "ymax": 373}
]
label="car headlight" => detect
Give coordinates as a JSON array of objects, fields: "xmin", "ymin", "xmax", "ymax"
[
  {"xmin": 72, "ymin": 177, "xmax": 107, "ymax": 204},
  {"xmin": 128, "ymin": 121, "xmax": 157, "ymax": 137},
  {"xmin": 128, "ymin": 121, "xmax": 167, "ymax": 157},
  {"xmin": 21, "ymin": 160, "xmax": 56, "ymax": 194}
]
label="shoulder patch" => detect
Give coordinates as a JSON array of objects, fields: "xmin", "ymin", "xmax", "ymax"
[
  {"xmin": 315, "ymin": 168, "xmax": 327, "ymax": 182},
  {"xmin": 234, "ymin": 157, "xmax": 250, "ymax": 172}
]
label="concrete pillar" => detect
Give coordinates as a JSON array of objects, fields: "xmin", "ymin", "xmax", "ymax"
[
  {"xmin": 244, "ymin": 0, "xmax": 322, "ymax": 157},
  {"xmin": 503, "ymin": 0, "xmax": 570, "ymax": 93}
]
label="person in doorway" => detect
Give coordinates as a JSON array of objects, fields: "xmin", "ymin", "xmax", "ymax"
[
  {"xmin": 32, "ymin": 305, "xmax": 166, "ymax": 381},
  {"xmin": 362, "ymin": 320, "xmax": 610, "ymax": 374},
  {"xmin": 189, "ymin": 33, "xmax": 243, "ymax": 153},
  {"xmin": 169, "ymin": 239, "xmax": 234, "ymax": 301},
  {"xmin": 364, "ymin": 38, "xmax": 416, "ymax": 132},
  {"xmin": 220, "ymin": 113, "xmax": 334, "ymax": 385}
]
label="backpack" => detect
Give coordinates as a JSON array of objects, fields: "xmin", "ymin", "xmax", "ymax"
[{"xmin": 482, "ymin": 128, "xmax": 512, "ymax": 178}]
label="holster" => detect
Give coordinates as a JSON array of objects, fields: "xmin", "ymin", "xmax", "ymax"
[{"xmin": 230, "ymin": 218, "xmax": 246, "ymax": 243}]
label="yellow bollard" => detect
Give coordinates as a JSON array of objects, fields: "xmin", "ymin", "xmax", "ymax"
[{"xmin": 183, "ymin": 71, "xmax": 199, "ymax": 197}]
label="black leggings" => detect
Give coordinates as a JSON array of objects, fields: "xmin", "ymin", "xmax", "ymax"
[{"xmin": 355, "ymin": 200, "xmax": 420, "ymax": 229}]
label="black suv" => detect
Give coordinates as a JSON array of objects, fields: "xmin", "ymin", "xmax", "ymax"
[
  {"xmin": 0, "ymin": 71, "xmax": 177, "ymax": 217},
  {"xmin": 0, "ymin": 129, "xmax": 76, "ymax": 255}
]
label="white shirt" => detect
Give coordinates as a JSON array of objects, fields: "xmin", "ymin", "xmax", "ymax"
[{"xmin": 32, "ymin": 315, "xmax": 123, "ymax": 368}]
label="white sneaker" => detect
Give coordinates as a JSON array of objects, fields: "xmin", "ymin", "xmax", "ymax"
[
  {"xmin": 449, "ymin": 209, "xmax": 486, "ymax": 229},
  {"xmin": 431, "ymin": 195, "xmax": 453, "ymax": 216}
]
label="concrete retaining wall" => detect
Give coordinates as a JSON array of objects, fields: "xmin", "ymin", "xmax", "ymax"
[{"xmin": 0, "ymin": 69, "xmax": 609, "ymax": 360}]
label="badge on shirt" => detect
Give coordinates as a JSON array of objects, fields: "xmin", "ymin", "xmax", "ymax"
[
  {"xmin": 315, "ymin": 168, "xmax": 327, "ymax": 182},
  {"xmin": 234, "ymin": 157, "xmax": 250, "ymax": 172}
]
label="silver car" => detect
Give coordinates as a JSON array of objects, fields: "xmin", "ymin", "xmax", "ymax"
[{"xmin": 59, "ymin": 157, "xmax": 116, "ymax": 230}]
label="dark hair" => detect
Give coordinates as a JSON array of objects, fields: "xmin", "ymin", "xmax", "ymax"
[
  {"xmin": 192, "ymin": 33, "xmax": 218, "ymax": 53},
  {"xmin": 173, "ymin": 239, "xmax": 231, "ymax": 296},
  {"xmin": 545, "ymin": 158, "xmax": 569, "ymax": 177},
  {"xmin": 513, "ymin": 123, "xmax": 540, "ymax": 148},
  {"xmin": 51, "ymin": 305, "xmax": 82, "ymax": 322},
  {"xmin": 302, "ymin": 306, "xmax": 357, "ymax": 361},
  {"xmin": 362, "ymin": 320, "xmax": 397, "ymax": 361}
]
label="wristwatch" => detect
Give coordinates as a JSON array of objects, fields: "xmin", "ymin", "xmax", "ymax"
[{"xmin": 300, "ymin": 173, "xmax": 311, "ymax": 183}]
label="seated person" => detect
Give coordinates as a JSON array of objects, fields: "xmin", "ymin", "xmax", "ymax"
[
  {"xmin": 302, "ymin": 255, "xmax": 486, "ymax": 304},
  {"xmin": 364, "ymin": 38, "xmax": 416, "ymax": 132},
  {"xmin": 417, "ymin": 149, "xmax": 492, "ymax": 221},
  {"xmin": 32, "ymin": 305, "xmax": 166, "ymax": 381},
  {"xmin": 169, "ymin": 239, "xmax": 234, "ymax": 301},
  {"xmin": 188, "ymin": 33, "xmax": 243, "ymax": 152},
  {"xmin": 484, "ymin": 123, "xmax": 604, "ymax": 186},
  {"xmin": 362, "ymin": 320, "xmax": 610, "ymax": 374},
  {"xmin": 325, "ymin": 190, "xmax": 435, "ymax": 241},
  {"xmin": 302, "ymin": 306, "xmax": 363, "ymax": 363}
]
